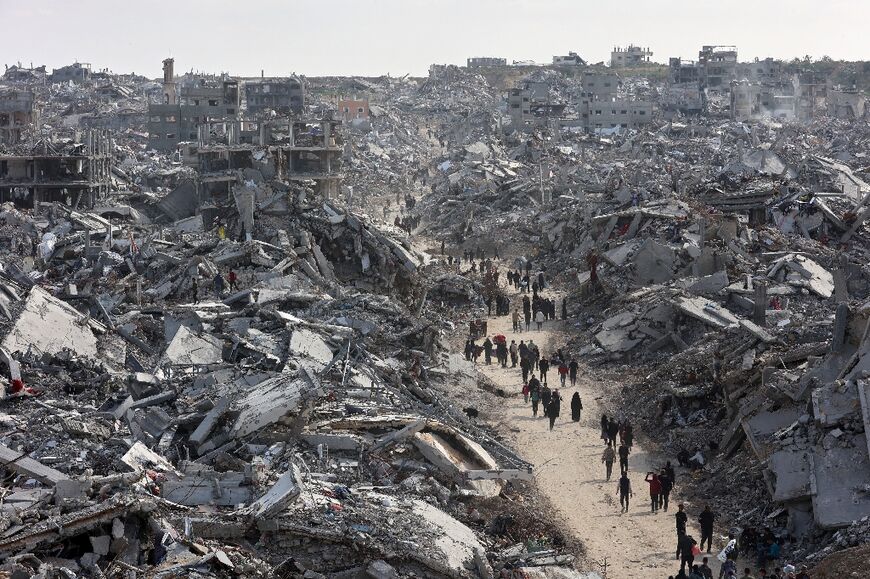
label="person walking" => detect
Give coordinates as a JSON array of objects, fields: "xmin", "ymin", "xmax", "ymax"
[
  {"xmin": 618, "ymin": 442, "xmax": 630, "ymax": 474},
  {"xmin": 546, "ymin": 389, "xmax": 561, "ymax": 430},
  {"xmin": 529, "ymin": 340, "xmax": 539, "ymax": 371},
  {"xmin": 522, "ymin": 294, "xmax": 531, "ymax": 324},
  {"xmin": 558, "ymin": 360, "xmax": 569, "ymax": 387},
  {"xmin": 699, "ymin": 505, "xmax": 716, "ymax": 553},
  {"xmin": 228, "ymin": 270, "xmax": 238, "ymax": 291},
  {"xmin": 529, "ymin": 377, "xmax": 541, "ymax": 417},
  {"xmin": 600, "ymin": 414, "xmax": 609, "ymax": 445},
  {"xmin": 602, "ymin": 443, "xmax": 616, "ymax": 481},
  {"xmin": 679, "ymin": 533, "xmax": 698, "ymax": 573},
  {"xmin": 496, "ymin": 338, "xmax": 508, "ymax": 368},
  {"xmin": 561, "ymin": 297, "xmax": 567, "ymax": 320},
  {"xmin": 520, "ymin": 356, "xmax": 531, "ymax": 385},
  {"xmin": 569, "ymin": 358, "xmax": 579, "ymax": 387},
  {"xmin": 659, "ymin": 468, "xmax": 674, "ymax": 511},
  {"xmin": 483, "ymin": 337, "xmax": 493, "ymax": 365},
  {"xmin": 512, "ymin": 308, "xmax": 520, "ymax": 333},
  {"xmin": 617, "ymin": 472, "xmax": 632, "ymax": 512},
  {"xmin": 607, "ymin": 418, "xmax": 620, "ymax": 447},
  {"xmin": 645, "ymin": 472, "xmax": 662, "ymax": 513},
  {"xmin": 676, "ymin": 503, "xmax": 689, "ymax": 560},
  {"xmin": 570, "ymin": 392, "xmax": 582, "ymax": 422},
  {"xmin": 539, "ymin": 356, "xmax": 549, "ymax": 384},
  {"xmin": 191, "ymin": 276, "xmax": 199, "ymax": 304},
  {"xmin": 540, "ymin": 383, "xmax": 552, "ymax": 413},
  {"xmin": 509, "ymin": 340, "xmax": 518, "ymax": 368},
  {"xmin": 535, "ymin": 309, "xmax": 545, "ymax": 331}
]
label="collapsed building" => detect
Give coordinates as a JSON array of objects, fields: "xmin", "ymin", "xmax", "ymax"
[{"xmin": 0, "ymin": 43, "xmax": 868, "ymax": 577}]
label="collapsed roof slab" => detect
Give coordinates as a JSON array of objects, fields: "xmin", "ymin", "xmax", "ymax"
[
  {"xmin": 1, "ymin": 286, "xmax": 102, "ymax": 357},
  {"xmin": 768, "ymin": 449, "xmax": 812, "ymax": 502},
  {"xmin": 809, "ymin": 433, "xmax": 870, "ymax": 529},
  {"xmin": 162, "ymin": 324, "xmax": 223, "ymax": 366},
  {"xmin": 229, "ymin": 373, "xmax": 307, "ymax": 438}
]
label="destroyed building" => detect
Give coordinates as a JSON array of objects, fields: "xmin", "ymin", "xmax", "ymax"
[
  {"xmin": 552, "ymin": 52, "xmax": 586, "ymax": 66},
  {"xmin": 466, "ymin": 57, "xmax": 507, "ymax": 68},
  {"xmin": 0, "ymin": 131, "xmax": 112, "ymax": 208},
  {"xmin": 51, "ymin": 61, "xmax": 92, "ymax": 84},
  {"xmin": 0, "ymin": 34, "xmax": 869, "ymax": 578},
  {"xmin": 508, "ymin": 80, "xmax": 566, "ymax": 129},
  {"xmin": 698, "ymin": 45, "xmax": 738, "ymax": 92},
  {"xmin": 610, "ymin": 45, "xmax": 653, "ymax": 68},
  {"xmin": 578, "ymin": 71, "xmax": 653, "ymax": 133},
  {"xmin": 273, "ymin": 119, "xmax": 343, "ymax": 198},
  {"xmin": 0, "ymin": 88, "xmax": 37, "ymax": 144},
  {"xmin": 148, "ymin": 58, "xmax": 241, "ymax": 152},
  {"xmin": 244, "ymin": 75, "xmax": 305, "ymax": 114}
]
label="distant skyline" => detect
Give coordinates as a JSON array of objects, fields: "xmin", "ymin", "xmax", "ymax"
[{"xmin": 1, "ymin": 0, "xmax": 867, "ymax": 78}]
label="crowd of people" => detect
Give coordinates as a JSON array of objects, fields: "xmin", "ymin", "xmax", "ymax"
[{"xmin": 457, "ymin": 250, "xmax": 806, "ymax": 579}]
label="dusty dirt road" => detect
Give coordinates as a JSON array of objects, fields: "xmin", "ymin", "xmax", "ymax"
[{"xmin": 459, "ymin": 282, "xmax": 734, "ymax": 579}]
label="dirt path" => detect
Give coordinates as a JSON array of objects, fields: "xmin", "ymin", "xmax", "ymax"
[{"xmin": 462, "ymin": 283, "xmax": 732, "ymax": 579}]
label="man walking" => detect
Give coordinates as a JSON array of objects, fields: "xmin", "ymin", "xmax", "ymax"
[
  {"xmin": 539, "ymin": 356, "xmax": 549, "ymax": 384},
  {"xmin": 699, "ymin": 505, "xmax": 716, "ymax": 553},
  {"xmin": 529, "ymin": 376, "xmax": 541, "ymax": 417},
  {"xmin": 659, "ymin": 468, "xmax": 674, "ymax": 511},
  {"xmin": 509, "ymin": 340, "xmax": 518, "ymax": 368},
  {"xmin": 617, "ymin": 472, "xmax": 632, "ymax": 512},
  {"xmin": 607, "ymin": 418, "xmax": 620, "ymax": 447},
  {"xmin": 512, "ymin": 308, "xmax": 520, "ymax": 333},
  {"xmin": 602, "ymin": 442, "xmax": 616, "ymax": 481},
  {"xmin": 618, "ymin": 442, "xmax": 630, "ymax": 474},
  {"xmin": 645, "ymin": 472, "xmax": 662, "ymax": 513},
  {"xmin": 483, "ymin": 337, "xmax": 493, "ymax": 365},
  {"xmin": 569, "ymin": 357, "xmax": 579, "ymax": 387},
  {"xmin": 676, "ymin": 503, "xmax": 688, "ymax": 560}
]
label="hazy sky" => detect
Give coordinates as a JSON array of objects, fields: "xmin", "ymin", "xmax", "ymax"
[{"xmin": 1, "ymin": 0, "xmax": 867, "ymax": 78}]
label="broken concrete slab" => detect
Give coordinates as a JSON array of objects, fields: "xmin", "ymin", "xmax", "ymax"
[
  {"xmin": 672, "ymin": 295, "xmax": 740, "ymax": 329},
  {"xmin": 2, "ymin": 286, "xmax": 103, "ymax": 357},
  {"xmin": 810, "ymin": 433, "xmax": 870, "ymax": 528},
  {"xmin": 633, "ymin": 240, "xmax": 675, "ymax": 285},
  {"xmin": 767, "ymin": 253, "xmax": 834, "ymax": 298},
  {"xmin": 0, "ymin": 443, "xmax": 68, "ymax": 485},
  {"xmin": 247, "ymin": 466, "xmax": 302, "ymax": 519},
  {"xmin": 768, "ymin": 449, "xmax": 812, "ymax": 502},
  {"xmin": 229, "ymin": 374, "xmax": 307, "ymax": 438},
  {"xmin": 288, "ymin": 328, "xmax": 334, "ymax": 371},
  {"xmin": 163, "ymin": 324, "xmax": 224, "ymax": 367},
  {"xmin": 686, "ymin": 270, "xmax": 729, "ymax": 295}
]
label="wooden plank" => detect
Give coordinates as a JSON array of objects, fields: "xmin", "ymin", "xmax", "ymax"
[{"xmin": 0, "ymin": 443, "xmax": 67, "ymax": 485}]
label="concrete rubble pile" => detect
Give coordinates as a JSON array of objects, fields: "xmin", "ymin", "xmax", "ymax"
[
  {"xmin": 355, "ymin": 63, "xmax": 870, "ymax": 567},
  {"xmin": 0, "ymin": 68, "xmax": 599, "ymax": 579}
]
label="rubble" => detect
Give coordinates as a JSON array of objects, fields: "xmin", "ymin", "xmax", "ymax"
[{"xmin": 1, "ymin": 29, "xmax": 869, "ymax": 576}]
